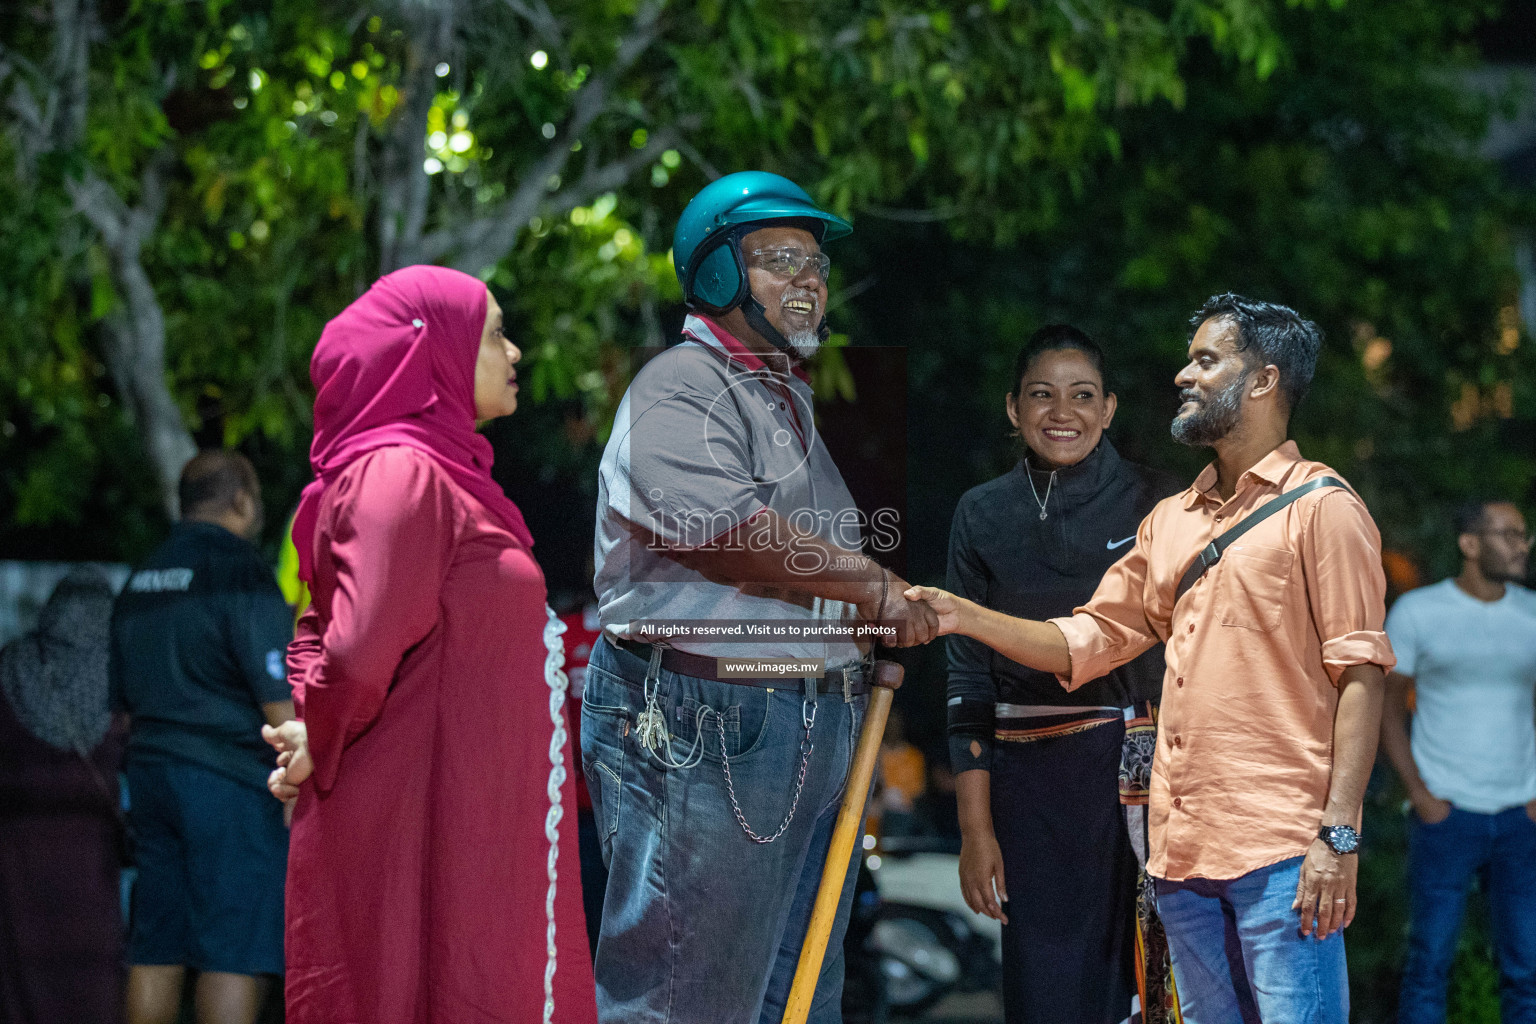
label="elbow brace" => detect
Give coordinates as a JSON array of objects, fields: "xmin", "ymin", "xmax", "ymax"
[{"xmin": 947, "ymin": 698, "xmax": 995, "ymax": 773}]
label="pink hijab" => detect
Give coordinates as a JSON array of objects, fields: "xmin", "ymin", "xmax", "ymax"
[{"xmin": 291, "ymin": 265, "xmax": 534, "ymax": 581}]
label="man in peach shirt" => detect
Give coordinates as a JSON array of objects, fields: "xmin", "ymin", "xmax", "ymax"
[{"xmin": 908, "ymin": 294, "xmax": 1394, "ymax": 1023}]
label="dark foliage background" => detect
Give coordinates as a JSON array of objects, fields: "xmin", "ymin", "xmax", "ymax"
[{"xmin": 4, "ymin": 0, "xmax": 1534, "ymax": 1017}]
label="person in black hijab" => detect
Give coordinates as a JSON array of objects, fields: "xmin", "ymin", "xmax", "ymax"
[
  {"xmin": 946, "ymin": 326, "xmax": 1181, "ymax": 1023},
  {"xmin": 0, "ymin": 566, "xmax": 127, "ymax": 1024}
]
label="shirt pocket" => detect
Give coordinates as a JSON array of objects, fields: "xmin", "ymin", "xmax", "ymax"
[{"xmin": 1216, "ymin": 544, "xmax": 1294, "ymax": 632}]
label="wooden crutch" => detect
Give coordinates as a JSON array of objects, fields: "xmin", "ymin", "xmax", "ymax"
[{"xmin": 780, "ymin": 659, "xmax": 904, "ymax": 1024}]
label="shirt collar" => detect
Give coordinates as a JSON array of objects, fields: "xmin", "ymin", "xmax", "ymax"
[
  {"xmin": 1245, "ymin": 439, "xmax": 1302, "ymax": 486},
  {"xmin": 682, "ymin": 313, "xmax": 811, "ymax": 384},
  {"xmin": 1182, "ymin": 439, "xmax": 1303, "ymax": 509}
]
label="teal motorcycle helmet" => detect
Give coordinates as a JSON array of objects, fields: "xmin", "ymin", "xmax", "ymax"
[{"xmin": 672, "ymin": 172, "xmax": 851, "ymax": 350}]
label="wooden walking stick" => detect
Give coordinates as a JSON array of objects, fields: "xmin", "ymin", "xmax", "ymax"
[{"xmin": 781, "ymin": 659, "xmax": 904, "ymax": 1024}]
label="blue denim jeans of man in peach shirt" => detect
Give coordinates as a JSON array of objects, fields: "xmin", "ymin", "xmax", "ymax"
[{"xmin": 1155, "ymin": 856, "xmax": 1349, "ymax": 1024}]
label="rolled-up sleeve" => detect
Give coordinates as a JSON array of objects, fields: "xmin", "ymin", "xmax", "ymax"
[
  {"xmin": 1302, "ymin": 490, "xmax": 1396, "ymax": 683},
  {"xmin": 1050, "ymin": 513, "xmax": 1160, "ymax": 692}
]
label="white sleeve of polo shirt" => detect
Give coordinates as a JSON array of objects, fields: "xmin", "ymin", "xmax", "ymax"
[{"xmin": 1384, "ymin": 590, "xmax": 1420, "ymax": 679}]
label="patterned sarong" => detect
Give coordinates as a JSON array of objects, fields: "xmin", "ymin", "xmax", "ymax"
[{"xmin": 1121, "ymin": 701, "xmax": 1183, "ymax": 1024}]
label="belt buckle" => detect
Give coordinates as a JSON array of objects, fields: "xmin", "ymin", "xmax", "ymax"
[{"xmin": 841, "ymin": 665, "xmax": 853, "ymax": 703}]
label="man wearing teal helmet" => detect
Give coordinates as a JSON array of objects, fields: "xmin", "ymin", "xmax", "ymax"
[
  {"xmin": 584, "ymin": 171, "xmax": 934, "ymax": 1022},
  {"xmin": 671, "ymin": 170, "xmax": 851, "ymax": 362}
]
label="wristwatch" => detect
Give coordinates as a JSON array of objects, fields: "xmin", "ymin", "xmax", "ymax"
[{"xmin": 1317, "ymin": 824, "xmax": 1361, "ymax": 855}]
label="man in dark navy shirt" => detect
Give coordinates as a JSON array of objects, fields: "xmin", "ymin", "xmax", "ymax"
[{"xmin": 111, "ymin": 451, "xmax": 293, "ymax": 1024}]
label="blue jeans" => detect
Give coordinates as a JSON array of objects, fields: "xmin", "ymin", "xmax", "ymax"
[
  {"xmin": 1400, "ymin": 805, "xmax": 1536, "ymax": 1024},
  {"xmin": 1155, "ymin": 856, "xmax": 1348, "ymax": 1024},
  {"xmin": 580, "ymin": 638, "xmax": 868, "ymax": 1024}
]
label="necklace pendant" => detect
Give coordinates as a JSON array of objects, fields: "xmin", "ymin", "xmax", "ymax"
[{"xmin": 1039, "ymin": 509, "xmax": 1048, "ymax": 521}]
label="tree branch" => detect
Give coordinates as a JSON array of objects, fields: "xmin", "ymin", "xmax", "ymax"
[
  {"xmin": 351, "ymin": 112, "xmax": 373, "ymax": 294},
  {"xmin": 673, "ymin": 139, "xmax": 720, "ymax": 181},
  {"xmin": 0, "ymin": 42, "xmax": 46, "ymax": 87},
  {"xmin": 1, "ymin": 0, "xmax": 92, "ymax": 176},
  {"xmin": 826, "ymin": 273, "xmax": 878, "ymax": 312},
  {"xmin": 67, "ymin": 171, "xmax": 131, "ymax": 248},
  {"xmin": 407, "ymin": 1, "xmax": 668, "ymax": 272},
  {"xmin": 546, "ymin": 124, "xmax": 692, "ymax": 217},
  {"xmin": 444, "ymin": 124, "xmax": 688, "ymax": 275},
  {"xmin": 500, "ymin": 0, "xmax": 564, "ymax": 55},
  {"xmin": 408, "ymin": 111, "xmax": 578, "ymax": 268},
  {"xmin": 50, "ymin": 0, "xmax": 92, "ymax": 149},
  {"xmin": 613, "ymin": 0, "xmax": 664, "ymax": 71},
  {"xmin": 377, "ymin": 7, "xmax": 454, "ymax": 274}
]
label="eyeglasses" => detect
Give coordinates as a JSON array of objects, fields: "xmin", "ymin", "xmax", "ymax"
[
  {"xmin": 746, "ymin": 247, "xmax": 831, "ymax": 282},
  {"xmin": 1480, "ymin": 529, "xmax": 1533, "ymax": 547}
]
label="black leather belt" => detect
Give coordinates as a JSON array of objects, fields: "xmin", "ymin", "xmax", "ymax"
[{"xmin": 608, "ymin": 636, "xmax": 872, "ymax": 695}]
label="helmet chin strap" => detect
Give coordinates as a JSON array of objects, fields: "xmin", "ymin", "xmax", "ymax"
[
  {"xmin": 741, "ymin": 295, "xmax": 830, "ymax": 358},
  {"xmin": 742, "ymin": 295, "xmax": 795, "ymax": 354}
]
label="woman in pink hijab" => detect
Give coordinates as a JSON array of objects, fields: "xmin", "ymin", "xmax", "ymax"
[{"xmin": 262, "ymin": 266, "xmax": 597, "ymax": 1024}]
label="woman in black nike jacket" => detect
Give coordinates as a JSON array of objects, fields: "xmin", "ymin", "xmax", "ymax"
[{"xmin": 946, "ymin": 325, "xmax": 1181, "ymax": 1024}]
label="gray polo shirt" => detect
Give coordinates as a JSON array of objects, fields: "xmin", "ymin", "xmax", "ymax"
[{"xmin": 594, "ymin": 314, "xmax": 864, "ymax": 663}]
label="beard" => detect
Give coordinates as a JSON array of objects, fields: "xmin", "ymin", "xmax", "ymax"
[
  {"xmin": 1171, "ymin": 371, "xmax": 1247, "ymax": 447},
  {"xmin": 780, "ymin": 287, "xmax": 822, "ymax": 362},
  {"xmin": 785, "ymin": 328, "xmax": 821, "ymax": 362}
]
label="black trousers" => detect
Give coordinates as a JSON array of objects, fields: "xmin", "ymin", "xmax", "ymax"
[{"xmin": 992, "ymin": 718, "xmax": 1138, "ymax": 1024}]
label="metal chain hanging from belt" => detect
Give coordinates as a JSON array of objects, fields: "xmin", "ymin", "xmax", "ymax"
[
  {"xmin": 634, "ymin": 644, "xmax": 830, "ymax": 845},
  {"xmin": 718, "ymin": 697, "xmax": 816, "ymax": 844}
]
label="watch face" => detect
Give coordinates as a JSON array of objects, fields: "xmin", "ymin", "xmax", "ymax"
[{"xmin": 1324, "ymin": 826, "xmax": 1360, "ymax": 853}]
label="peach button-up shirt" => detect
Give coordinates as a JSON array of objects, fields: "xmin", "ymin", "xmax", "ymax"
[{"xmin": 1049, "ymin": 441, "xmax": 1395, "ymax": 881}]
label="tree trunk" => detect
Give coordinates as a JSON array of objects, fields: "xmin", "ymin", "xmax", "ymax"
[
  {"xmin": 70, "ymin": 158, "xmax": 196, "ymax": 521},
  {"xmin": 14, "ymin": 0, "xmax": 195, "ymax": 521},
  {"xmin": 101, "ymin": 264, "xmax": 197, "ymax": 522},
  {"xmin": 377, "ymin": 5, "xmax": 453, "ymax": 274}
]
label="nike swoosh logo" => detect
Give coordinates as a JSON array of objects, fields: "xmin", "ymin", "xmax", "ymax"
[{"xmin": 1106, "ymin": 536, "xmax": 1135, "ymax": 550}]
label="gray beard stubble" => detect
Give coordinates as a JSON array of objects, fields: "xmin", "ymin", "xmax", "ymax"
[{"xmin": 787, "ymin": 330, "xmax": 821, "ymax": 362}]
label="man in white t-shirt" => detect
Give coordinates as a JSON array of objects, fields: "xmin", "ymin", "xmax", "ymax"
[{"xmin": 1381, "ymin": 499, "xmax": 1536, "ymax": 1024}]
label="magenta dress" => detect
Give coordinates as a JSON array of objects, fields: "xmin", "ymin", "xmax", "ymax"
[{"xmin": 285, "ymin": 445, "xmax": 596, "ymax": 1024}]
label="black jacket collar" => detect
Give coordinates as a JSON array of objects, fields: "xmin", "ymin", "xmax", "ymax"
[{"xmin": 1017, "ymin": 437, "xmax": 1123, "ymax": 505}]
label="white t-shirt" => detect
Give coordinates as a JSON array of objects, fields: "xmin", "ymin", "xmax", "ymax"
[{"xmin": 1385, "ymin": 579, "xmax": 1536, "ymax": 814}]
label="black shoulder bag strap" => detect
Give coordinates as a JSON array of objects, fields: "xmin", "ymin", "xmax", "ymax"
[{"xmin": 1173, "ymin": 476, "xmax": 1348, "ymax": 607}]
